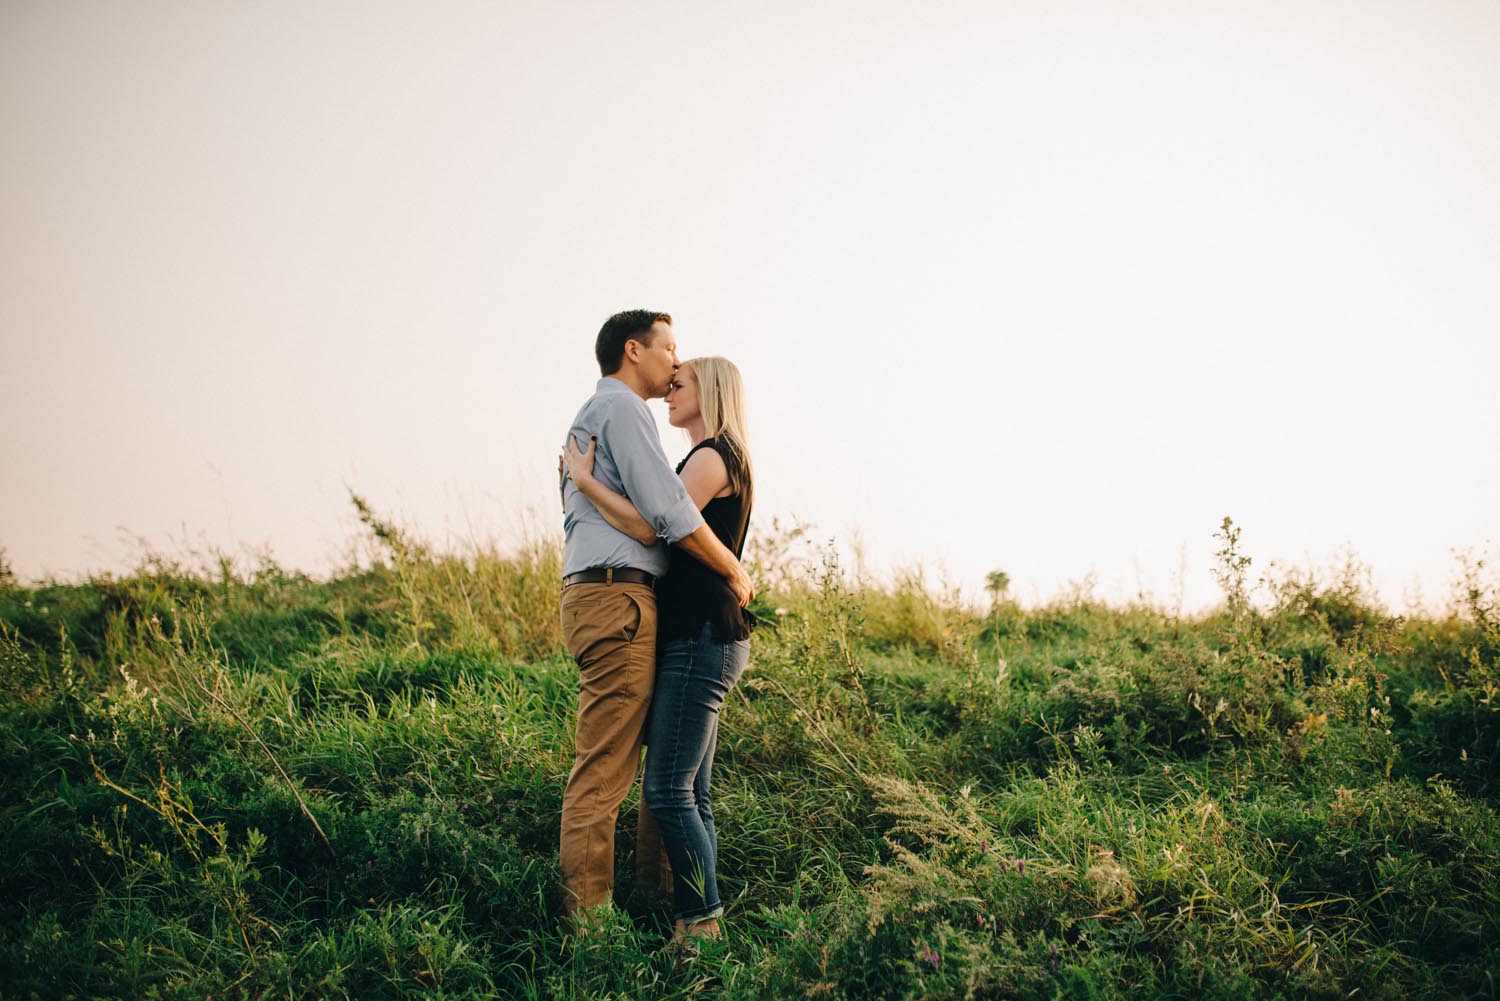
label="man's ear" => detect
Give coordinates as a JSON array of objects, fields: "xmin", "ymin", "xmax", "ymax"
[{"xmin": 622, "ymin": 338, "xmax": 642, "ymax": 365}]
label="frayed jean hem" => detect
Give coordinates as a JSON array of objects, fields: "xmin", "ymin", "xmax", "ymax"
[{"xmin": 676, "ymin": 902, "xmax": 725, "ymax": 925}]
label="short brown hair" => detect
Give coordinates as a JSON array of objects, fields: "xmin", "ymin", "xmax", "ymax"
[{"xmin": 595, "ymin": 310, "xmax": 672, "ymax": 375}]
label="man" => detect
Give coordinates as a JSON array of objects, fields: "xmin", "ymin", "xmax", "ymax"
[{"xmin": 557, "ymin": 309, "xmax": 754, "ymax": 921}]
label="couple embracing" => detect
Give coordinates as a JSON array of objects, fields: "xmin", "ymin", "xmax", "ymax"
[{"xmin": 556, "ymin": 309, "xmax": 757, "ymax": 950}]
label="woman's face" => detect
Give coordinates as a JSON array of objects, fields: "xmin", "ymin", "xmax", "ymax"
[{"xmin": 666, "ymin": 364, "xmax": 700, "ymax": 428}]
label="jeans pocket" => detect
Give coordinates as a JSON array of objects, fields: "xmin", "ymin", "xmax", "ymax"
[{"xmin": 720, "ymin": 639, "xmax": 749, "ymax": 688}]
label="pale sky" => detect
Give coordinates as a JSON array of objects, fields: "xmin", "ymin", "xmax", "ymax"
[{"xmin": 3, "ymin": 1, "xmax": 1497, "ymax": 612}]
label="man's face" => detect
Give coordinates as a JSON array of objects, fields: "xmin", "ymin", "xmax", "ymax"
[{"xmin": 631, "ymin": 321, "xmax": 680, "ymax": 398}]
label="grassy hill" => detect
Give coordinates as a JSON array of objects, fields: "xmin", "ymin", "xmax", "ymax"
[{"xmin": 1, "ymin": 513, "xmax": 1497, "ymax": 999}]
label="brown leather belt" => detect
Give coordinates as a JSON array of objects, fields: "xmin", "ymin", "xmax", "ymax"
[{"xmin": 563, "ymin": 567, "xmax": 656, "ymax": 588}]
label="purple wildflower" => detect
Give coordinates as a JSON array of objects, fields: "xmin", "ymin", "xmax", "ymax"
[
  {"xmin": 1016, "ymin": 858, "xmax": 1025, "ymax": 875},
  {"xmin": 978, "ymin": 840, "xmax": 989, "ymax": 854},
  {"xmin": 922, "ymin": 945, "xmax": 940, "ymax": 969},
  {"xmin": 998, "ymin": 857, "xmax": 1010, "ymax": 873},
  {"xmin": 365, "ymin": 859, "xmax": 373, "ymax": 872}
]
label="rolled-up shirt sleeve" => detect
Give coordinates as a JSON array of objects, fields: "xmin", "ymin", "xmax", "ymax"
[{"xmin": 604, "ymin": 398, "xmax": 705, "ymax": 544}]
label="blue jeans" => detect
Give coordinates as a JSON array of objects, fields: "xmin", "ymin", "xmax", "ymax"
[{"xmin": 641, "ymin": 622, "xmax": 750, "ymax": 924}]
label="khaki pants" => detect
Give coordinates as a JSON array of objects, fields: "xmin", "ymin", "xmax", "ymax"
[{"xmin": 558, "ymin": 581, "xmax": 669, "ymax": 914}]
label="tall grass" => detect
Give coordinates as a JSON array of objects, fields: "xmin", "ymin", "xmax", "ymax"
[{"xmin": 1, "ymin": 507, "xmax": 1497, "ymax": 999}]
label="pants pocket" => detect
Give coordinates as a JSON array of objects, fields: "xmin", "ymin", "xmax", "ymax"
[
  {"xmin": 562, "ymin": 585, "xmax": 657, "ymax": 684},
  {"xmin": 620, "ymin": 590, "xmax": 644, "ymax": 642},
  {"xmin": 721, "ymin": 639, "xmax": 750, "ymax": 688}
]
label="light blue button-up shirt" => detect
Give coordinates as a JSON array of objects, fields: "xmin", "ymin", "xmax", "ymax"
[{"xmin": 561, "ymin": 377, "xmax": 705, "ymax": 577}]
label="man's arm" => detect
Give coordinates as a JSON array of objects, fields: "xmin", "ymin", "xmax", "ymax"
[
  {"xmin": 606, "ymin": 396, "xmax": 756, "ymax": 603},
  {"xmin": 607, "ymin": 401, "xmax": 705, "ymax": 544},
  {"xmin": 606, "ymin": 399, "xmax": 753, "ymax": 605},
  {"xmin": 677, "ymin": 526, "xmax": 755, "ymax": 607},
  {"xmin": 591, "ymin": 408, "xmax": 750, "ymax": 612}
]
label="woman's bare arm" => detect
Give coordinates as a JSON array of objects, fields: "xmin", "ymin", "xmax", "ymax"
[
  {"xmin": 560, "ymin": 435, "xmax": 754, "ymax": 606},
  {"xmin": 561, "ymin": 435, "xmax": 658, "ymax": 546},
  {"xmin": 677, "ymin": 446, "xmax": 732, "ymax": 508}
]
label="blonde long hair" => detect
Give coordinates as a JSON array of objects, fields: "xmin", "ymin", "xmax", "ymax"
[{"xmin": 683, "ymin": 356, "xmax": 752, "ymax": 498}]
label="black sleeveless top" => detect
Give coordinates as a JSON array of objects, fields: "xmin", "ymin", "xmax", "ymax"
[{"xmin": 657, "ymin": 437, "xmax": 755, "ymax": 643}]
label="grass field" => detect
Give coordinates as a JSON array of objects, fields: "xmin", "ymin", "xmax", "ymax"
[{"xmin": 2, "ymin": 511, "xmax": 1497, "ymax": 999}]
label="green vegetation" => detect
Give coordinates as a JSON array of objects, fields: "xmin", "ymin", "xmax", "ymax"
[{"xmin": 2, "ymin": 511, "xmax": 1498, "ymax": 999}]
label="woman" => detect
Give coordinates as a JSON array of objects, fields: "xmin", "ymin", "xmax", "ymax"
[{"xmin": 562, "ymin": 356, "xmax": 754, "ymax": 949}]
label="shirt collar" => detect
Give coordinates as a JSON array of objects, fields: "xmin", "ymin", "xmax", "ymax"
[{"xmin": 597, "ymin": 376, "xmax": 635, "ymax": 395}]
